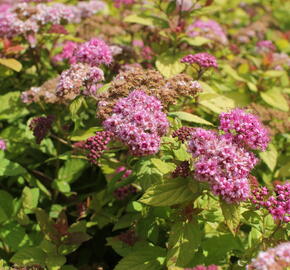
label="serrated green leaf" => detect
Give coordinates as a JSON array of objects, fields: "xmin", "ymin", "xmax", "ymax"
[
  {"xmin": 139, "ymin": 179, "xmax": 196, "ymax": 206},
  {"xmin": 259, "ymin": 144, "xmax": 277, "ymax": 172},
  {"xmin": 10, "ymin": 247, "xmax": 46, "ymax": 266},
  {"xmin": 45, "ymin": 254, "xmax": 66, "ymax": 270},
  {"xmin": 181, "ymin": 36, "xmax": 211, "ymax": 46},
  {"xmin": 114, "ymin": 245, "xmax": 166, "ymax": 270},
  {"xmin": 220, "ymin": 201, "xmax": 240, "ymax": 235},
  {"xmin": 22, "ymin": 187, "xmax": 40, "ymax": 210},
  {"xmin": 151, "ymin": 158, "xmax": 176, "ymax": 174},
  {"xmin": 156, "ymin": 53, "xmax": 185, "ymax": 78},
  {"xmin": 169, "ymin": 111, "xmax": 213, "ymax": 126},
  {"xmin": 260, "ymin": 88, "xmax": 289, "ymax": 111},
  {"xmin": 124, "ymin": 14, "xmax": 168, "ymax": 28}
]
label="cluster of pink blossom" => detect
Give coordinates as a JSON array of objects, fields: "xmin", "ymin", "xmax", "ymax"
[
  {"xmin": 103, "ymin": 90, "xmax": 169, "ymax": 156},
  {"xmin": 187, "ymin": 19, "xmax": 228, "ymax": 45},
  {"xmin": 250, "ymin": 183, "xmax": 290, "ymax": 223},
  {"xmin": 256, "ymin": 40, "xmax": 276, "ymax": 54},
  {"xmin": 84, "ymin": 131, "xmax": 113, "ymax": 163},
  {"xmin": 247, "ymin": 242, "xmax": 290, "ymax": 270},
  {"xmin": 188, "ymin": 129, "xmax": 257, "ymax": 203},
  {"xmin": 219, "ymin": 108, "xmax": 270, "ymax": 151},
  {"xmin": 0, "ymin": 139, "xmax": 6, "ymax": 150},
  {"xmin": 113, "ymin": 166, "xmax": 137, "ymax": 200},
  {"xmin": 187, "ymin": 109, "xmax": 269, "ymax": 203},
  {"xmin": 53, "ymin": 41, "xmax": 78, "ymax": 64},
  {"xmin": 74, "ymin": 38, "xmax": 112, "ymax": 67},
  {"xmin": 29, "ymin": 115, "xmax": 54, "ymax": 144},
  {"xmin": 0, "ymin": 1, "xmax": 105, "ymax": 38},
  {"xmin": 185, "ymin": 265, "xmax": 218, "ymax": 270},
  {"xmin": 181, "ymin": 53, "xmax": 218, "ymax": 68},
  {"xmin": 114, "ymin": 0, "xmax": 134, "ymax": 8},
  {"xmin": 56, "ymin": 63, "xmax": 104, "ymax": 99}
]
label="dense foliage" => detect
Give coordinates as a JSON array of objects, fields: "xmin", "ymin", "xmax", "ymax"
[{"xmin": 0, "ymin": 0, "xmax": 289, "ymax": 269}]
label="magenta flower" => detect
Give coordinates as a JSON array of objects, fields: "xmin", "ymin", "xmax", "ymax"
[
  {"xmin": 103, "ymin": 90, "xmax": 169, "ymax": 156},
  {"xmin": 181, "ymin": 53, "xmax": 218, "ymax": 68},
  {"xmin": 114, "ymin": 0, "xmax": 134, "ymax": 8},
  {"xmin": 74, "ymin": 38, "xmax": 112, "ymax": 66},
  {"xmin": 219, "ymin": 109, "xmax": 270, "ymax": 151}
]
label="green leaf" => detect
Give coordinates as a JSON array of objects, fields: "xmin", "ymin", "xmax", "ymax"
[
  {"xmin": 156, "ymin": 53, "xmax": 185, "ymax": 78},
  {"xmin": 69, "ymin": 127, "xmax": 101, "ymax": 141},
  {"xmin": 167, "ymin": 220, "xmax": 201, "ymax": 267},
  {"xmin": 34, "ymin": 208, "xmax": 60, "ymax": 244},
  {"xmin": 151, "ymin": 158, "xmax": 176, "ymax": 174},
  {"xmin": 279, "ymin": 161, "xmax": 290, "ymax": 177},
  {"xmin": 22, "ymin": 187, "xmax": 40, "ymax": 210},
  {"xmin": 139, "ymin": 179, "xmax": 196, "ymax": 206},
  {"xmin": 220, "ymin": 201, "xmax": 240, "ymax": 235},
  {"xmin": 53, "ymin": 180, "xmax": 71, "ymax": 193},
  {"xmin": 124, "ymin": 14, "xmax": 168, "ymax": 28},
  {"xmin": 0, "ymin": 190, "xmax": 14, "ymax": 219},
  {"xmin": 69, "ymin": 96, "xmax": 85, "ymax": 120},
  {"xmin": 0, "ymin": 222, "xmax": 29, "ymax": 251},
  {"xmin": 0, "ymin": 158, "xmax": 26, "ymax": 176},
  {"xmin": 222, "ymin": 64, "xmax": 246, "ymax": 82},
  {"xmin": 263, "ymin": 70, "xmax": 285, "ymax": 78},
  {"xmin": 169, "ymin": 111, "xmax": 213, "ymax": 126},
  {"xmin": 260, "ymin": 88, "xmax": 289, "ymax": 111},
  {"xmin": 136, "ymin": 158, "xmax": 163, "ymax": 190},
  {"xmin": 45, "ymin": 254, "xmax": 66, "ymax": 270},
  {"xmin": 259, "ymin": 144, "xmax": 278, "ymax": 172},
  {"xmin": 199, "ymin": 82, "xmax": 235, "ymax": 114},
  {"xmin": 10, "ymin": 247, "xmax": 46, "ymax": 266},
  {"xmin": 57, "ymin": 159, "xmax": 87, "ymax": 183},
  {"xmin": 114, "ymin": 245, "xmax": 166, "ymax": 270},
  {"xmin": 0, "ymin": 92, "xmax": 29, "ymax": 120},
  {"xmin": 0, "ymin": 58, "xmax": 22, "ymax": 72},
  {"xmin": 181, "ymin": 36, "xmax": 211, "ymax": 47}
]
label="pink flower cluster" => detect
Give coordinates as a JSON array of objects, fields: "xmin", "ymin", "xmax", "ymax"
[
  {"xmin": 0, "ymin": 139, "xmax": 6, "ymax": 151},
  {"xmin": 188, "ymin": 129, "xmax": 257, "ymax": 203},
  {"xmin": 247, "ymin": 242, "xmax": 290, "ymax": 270},
  {"xmin": 0, "ymin": 1, "xmax": 105, "ymax": 38},
  {"xmin": 113, "ymin": 166, "xmax": 137, "ymax": 200},
  {"xmin": 53, "ymin": 41, "xmax": 78, "ymax": 64},
  {"xmin": 256, "ymin": 40, "xmax": 276, "ymax": 54},
  {"xmin": 187, "ymin": 19, "xmax": 228, "ymax": 45},
  {"xmin": 187, "ymin": 109, "xmax": 269, "ymax": 203},
  {"xmin": 29, "ymin": 115, "xmax": 54, "ymax": 144},
  {"xmin": 185, "ymin": 265, "xmax": 218, "ymax": 270},
  {"xmin": 103, "ymin": 90, "xmax": 169, "ymax": 156},
  {"xmin": 219, "ymin": 108, "xmax": 270, "ymax": 151},
  {"xmin": 74, "ymin": 38, "xmax": 113, "ymax": 67},
  {"xmin": 250, "ymin": 183, "xmax": 290, "ymax": 223},
  {"xmin": 84, "ymin": 131, "xmax": 113, "ymax": 163},
  {"xmin": 56, "ymin": 63, "xmax": 104, "ymax": 99},
  {"xmin": 181, "ymin": 53, "xmax": 218, "ymax": 68}
]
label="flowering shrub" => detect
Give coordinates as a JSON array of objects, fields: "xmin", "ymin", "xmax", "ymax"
[{"xmin": 0, "ymin": 0, "xmax": 289, "ymax": 269}]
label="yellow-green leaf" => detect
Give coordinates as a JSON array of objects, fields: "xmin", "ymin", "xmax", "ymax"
[
  {"xmin": 0, "ymin": 58, "xmax": 22, "ymax": 72},
  {"xmin": 156, "ymin": 53, "xmax": 185, "ymax": 78},
  {"xmin": 259, "ymin": 144, "xmax": 278, "ymax": 172},
  {"xmin": 260, "ymin": 88, "xmax": 289, "ymax": 112},
  {"xmin": 169, "ymin": 111, "xmax": 213, "ymax": 125}
]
